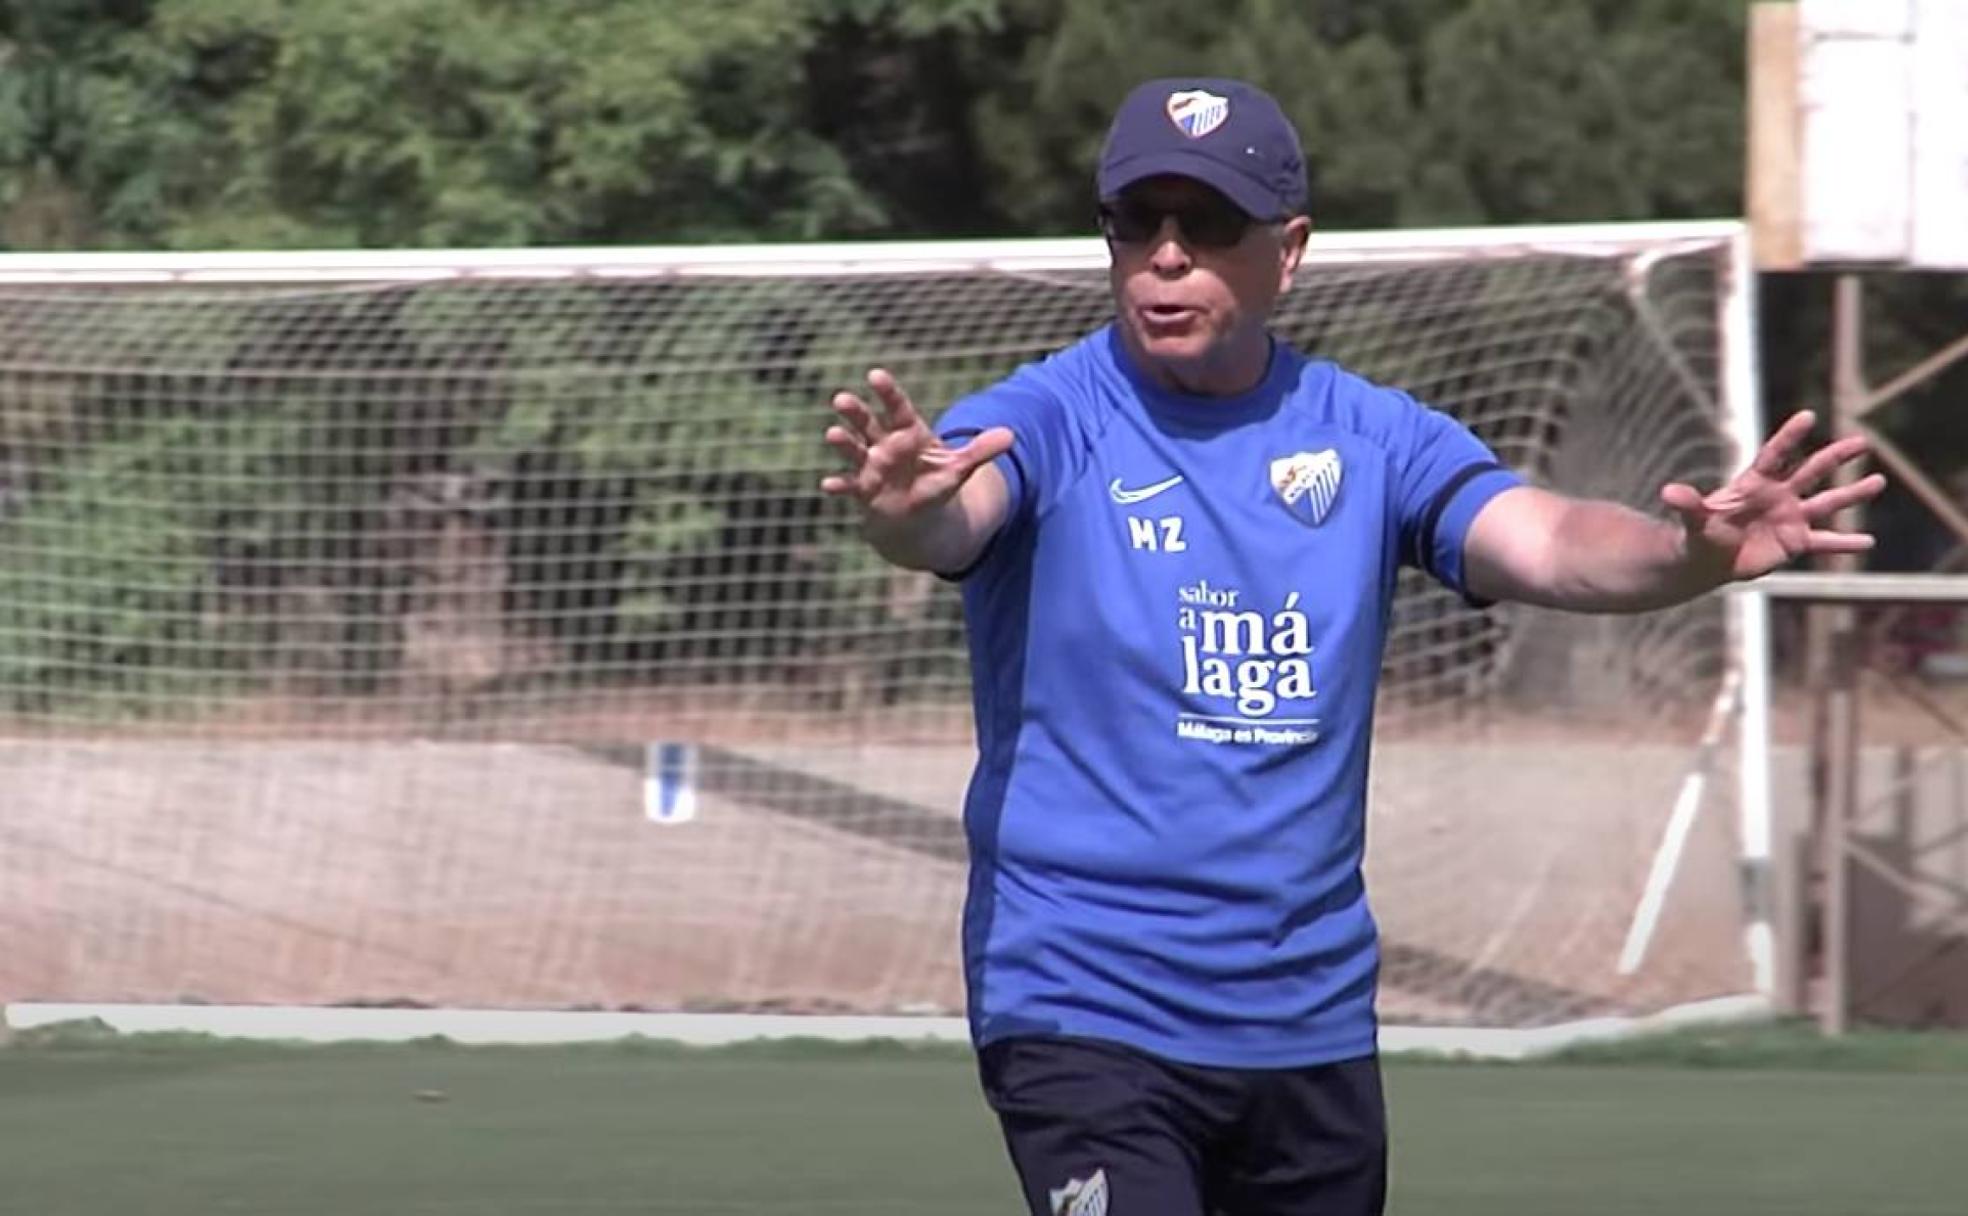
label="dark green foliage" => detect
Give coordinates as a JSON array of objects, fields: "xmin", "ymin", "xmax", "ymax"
[
  {"xmin": 0, "ymin": 271, "xmax": 1073, "ymax": 715},
  {"xmin": 0, "ymin": 1, "xmax": 1958, "ymax": 718},
  {"xmin": 0, "ymin": 0, "xmax": 1751, "ymax": 249}
]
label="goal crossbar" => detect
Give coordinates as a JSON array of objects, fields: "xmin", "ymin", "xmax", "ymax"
[{"xmin": 0, "ymin": 220, "xmax": 1747, "ymax": 284}]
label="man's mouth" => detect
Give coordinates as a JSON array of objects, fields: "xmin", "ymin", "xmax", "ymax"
[{"xmin": 1141, "ymin": 303, "xmax": 1200, "ymax": 326}]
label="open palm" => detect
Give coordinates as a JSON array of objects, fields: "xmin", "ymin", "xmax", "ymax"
[
  {"xmin": 819, "ymin": 369, "xmax": 1013, "ymax": 522},
  {"xmin": 1660, "ymin": 410, "xmax": 1886, "ymax": 582}
]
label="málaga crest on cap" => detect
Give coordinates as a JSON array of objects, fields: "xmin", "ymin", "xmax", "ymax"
[{"xmin": 1165, "ymin": 89, "xmax": 1231, "ymax": 139}]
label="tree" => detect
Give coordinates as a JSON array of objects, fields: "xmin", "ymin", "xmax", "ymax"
[
  {"xmin": 156, "ymin": 0, "xmax": 899, "ymax": 247},
  {"xmin": 0, "ymin": 0, "xmax": 186, "ymax": 248},
  {"xmin": 0, "ymin": 0, "xmax": 932, "ymax": 250},
  {"xmin": 1415, "ymin": 0, "xmax": 1743, "ymax": 224},
  {"xmin": 802, "ymin": 0, "xmax": 1017, "ymax": 238},
  {"xmin": 957, "ymin": 0, "xmax": 1747, "ymax": 234}
]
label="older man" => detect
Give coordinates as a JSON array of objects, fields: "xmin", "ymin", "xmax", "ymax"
[{"xmin": 821, "ymin": 77, "xmax": 1881, "ymax": 1216}]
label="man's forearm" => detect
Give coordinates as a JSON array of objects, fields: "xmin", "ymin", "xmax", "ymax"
[
  {"xmin": 1466, "ymin": 488, "xmax": 1734, "ymax": 613},
  {"xmin": 1532, "ymin": 498, "xmax": 1729, "ymax": 612},
  {"xmin": 862, "ymin": 467, "xmax": 1009, "ymax": 574}
]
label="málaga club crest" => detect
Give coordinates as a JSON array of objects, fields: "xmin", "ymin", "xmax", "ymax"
[
  {"xmin": 1048, "ymin": 1169, "xmax": 1109, "ymax": 1216},
  {"xmin": 1165, "ymin": 89, "xmax": 1230, "ymax": 139},
  {"xmin": 1270, "ymin": 449, "xmax": 1342, "ymax": 526}
]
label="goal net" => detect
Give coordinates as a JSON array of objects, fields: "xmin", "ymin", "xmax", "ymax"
[{"xmin": 0, "ymin": 224, "xmax": 1765, "ymax": 1033}]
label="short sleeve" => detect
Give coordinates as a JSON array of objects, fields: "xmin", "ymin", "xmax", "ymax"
[
  {"xmin": 1392, "ymin": 393, "xmax": 1524, "ymax": 597},
  {"xmin": 934, "ymin": 364, "xmax": 1075, "ymax": 531}
]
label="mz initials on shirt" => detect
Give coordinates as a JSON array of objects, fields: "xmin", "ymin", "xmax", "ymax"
[{"xmin": 1127, "ymin": 515, "xmax": 1187, "ymax": 552}]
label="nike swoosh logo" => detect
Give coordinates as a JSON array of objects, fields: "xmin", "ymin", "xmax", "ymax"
[{"xmin": 1109, "ymin": 474, "xmax": 1185, "ymax": 505}]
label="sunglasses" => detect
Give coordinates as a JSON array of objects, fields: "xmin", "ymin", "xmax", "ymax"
[{"xmin": 1097, "ymin": 196, "xmax": 1261, "ymax": 249}]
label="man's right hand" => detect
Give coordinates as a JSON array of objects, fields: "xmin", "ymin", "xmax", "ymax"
[{"xmin": 820, "ymin": 369, "xmax": 1014, "ymax": 522}]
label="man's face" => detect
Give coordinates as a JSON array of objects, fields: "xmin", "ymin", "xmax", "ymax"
[{"xmin": 1103, "ymin": 176, "xmax": 1310, "ymax": 387}]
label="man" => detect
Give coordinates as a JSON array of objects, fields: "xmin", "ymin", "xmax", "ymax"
[{"xmin": 820, "ymin": 78, "xmax": 1882, "ymax": 1216}]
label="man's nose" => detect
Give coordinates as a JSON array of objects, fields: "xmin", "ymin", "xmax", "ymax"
[{"xmin": 1148, "ymin": 217, "xmax": 1192, "ymax": 274}]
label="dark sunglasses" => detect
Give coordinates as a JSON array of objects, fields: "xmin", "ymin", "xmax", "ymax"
[{"xmin": 1097, "ymin": 196, "xmax": 1260, "ymax": 249}]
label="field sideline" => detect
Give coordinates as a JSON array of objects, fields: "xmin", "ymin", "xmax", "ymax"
[{"xmin": 1, "ymin": 1021, "xmax": 1962, "ymax": 1215}]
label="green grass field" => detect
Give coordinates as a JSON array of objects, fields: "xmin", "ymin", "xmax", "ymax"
[{"xmin": 2, "ymin": 1022, "xmax": 1963, "ymax": 1214}]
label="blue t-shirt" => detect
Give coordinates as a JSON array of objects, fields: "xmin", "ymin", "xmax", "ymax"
[{"xmin": 936, "ymin": 325, "xmax": 1522, "ymax": 1068}]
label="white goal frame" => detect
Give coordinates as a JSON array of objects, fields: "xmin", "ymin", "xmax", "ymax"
[{"xmin": 0, "ymin": 219, "xmax": 1776, "ymax": 1058}]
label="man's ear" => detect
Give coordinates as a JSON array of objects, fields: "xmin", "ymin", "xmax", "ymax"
[{"xmin": 1278, "ymin": 216, "xmax": 1312, "ymax": 290}]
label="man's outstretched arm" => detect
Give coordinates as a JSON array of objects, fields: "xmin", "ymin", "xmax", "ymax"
[
  {"xmin": 820, "ymin": 368, "xmax": 1015, "ymax": 575},
  {"xmin": 1464, "ymin": 411, "xmax": 1886, "ymax": 612}
]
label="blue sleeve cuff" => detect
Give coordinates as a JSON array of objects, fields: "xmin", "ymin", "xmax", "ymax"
[{"xmin": 1420, "ymin": 464, "xmax": 1524, "ymax": 603}]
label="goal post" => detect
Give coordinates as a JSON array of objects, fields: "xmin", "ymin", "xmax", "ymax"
[{"xmin": 0, "ymin": 221, "xmax": 1771, "ymax": 1046}]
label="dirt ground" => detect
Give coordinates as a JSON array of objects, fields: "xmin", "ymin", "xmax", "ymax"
[{"xmin": 0, "ymin": 710, "xmax": 1757, "ymax": 1027}]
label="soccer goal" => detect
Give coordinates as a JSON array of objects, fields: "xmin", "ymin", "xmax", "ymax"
[{"xmin": 0, "ymin": 222, "xmax": 1772, "ymax": 1050}]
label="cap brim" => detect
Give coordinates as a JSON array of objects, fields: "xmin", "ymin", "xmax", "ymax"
[{"xmin": 1098, "ymin": 149, "xmax": 1287, "ymax": 220}]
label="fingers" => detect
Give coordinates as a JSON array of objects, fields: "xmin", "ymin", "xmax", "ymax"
[
  {"xmin": 823, "ymin": 424, "xmax": 868, "ymax": 465},
  {"xmin": 819, "ymin": 371, "xmax": 1011, "ymax": 504},
  {"xmin": 1659, "ymin": 482, "xmax": 1709, "ymax": 521},
  {"xmin": 1786, "ymin": 433, "xmax": 1871, "ymax": 494},
  {"xmin": 831, "ymin": 390, "xmax": 885, "ymax": 444},
  {"xmin": 1807, "ymin": 529, "xmax": 1876, "ymax": 554},
  {"xmin": 948, "ymin": 426, "xmax": 1015, "ymax": 476},
  {"xmin": 1801, "ymin": 472, "xmax": 1887, "ymax": 520},
  {"xmin": 1751, "ymin": 410, "xmax": 1819, "ymax": 478},
  {"xmin": 830, "ymin": 369, "xmax": 927, "ymax": 444},
  {"xmin": 819, "ymin": 421, "xmax": 871, "ymax": 498},
  {"xmin": 867, "ymin": 368, "xmax": 926, "ymax": 433}
]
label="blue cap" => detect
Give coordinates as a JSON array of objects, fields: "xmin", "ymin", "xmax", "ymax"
[{"xmin": 1097, "ymin": 78, "xmax": 1308, "ymax": 220}]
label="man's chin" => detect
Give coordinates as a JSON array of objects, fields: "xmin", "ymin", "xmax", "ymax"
[{"xmin": 1132, "ymin": 331, "xmax": 1215, "ymax": 368}]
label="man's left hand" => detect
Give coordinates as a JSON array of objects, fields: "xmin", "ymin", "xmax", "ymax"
[{"xmin": 1661, "ymin": 410, "xmax": 1887, "ymax": 583}]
